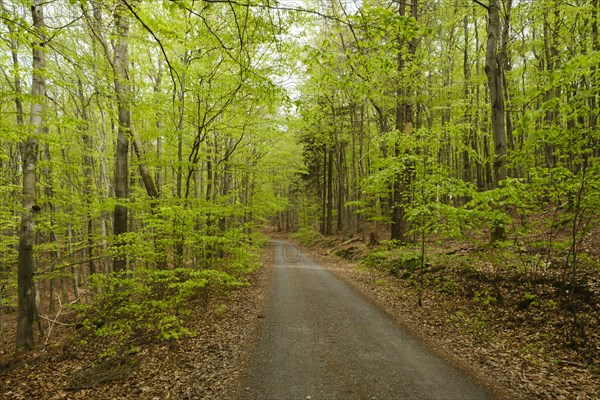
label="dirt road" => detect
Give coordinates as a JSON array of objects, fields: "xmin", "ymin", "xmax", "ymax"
[{"xmin": 241, "ymin": 240, "xmax": 494, "ymax": 399}]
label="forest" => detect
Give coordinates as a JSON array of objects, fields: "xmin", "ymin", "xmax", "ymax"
[{"xmin": 0, "ymin": 0, "xmax": 598, "ymax": 397}]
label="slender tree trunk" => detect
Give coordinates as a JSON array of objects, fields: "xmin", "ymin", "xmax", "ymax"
[
  {"xmin": 337, "ymin": 145, "xmax": 345, "ymax": 234},
  {"xmin": 87, "ymin": 2, "xmax": 159, "ymax": 271},
  {"xmin": 67, "ymin": 225, "xmax": 80, "ymax": 300},
  {"xmin": 112, "ymin": 5, "xmax": 130, "ymax": 273},
  {"xmin": 501, "ymin": 0, "xmax": 514, "ymax": 161},
  {"xmin": 43, "ymin": 142, "xmax": 60, "ymax": 314},
  {"xmin": 131, "ymin": 133, "xmax": 159, "ymax": 199},
  {"xmin": 591, "ymin": 0, "xmax": 599, "ymax": 157},
  {"xmin": 326, "ymin": 146, "xmax": 334, "ymax": 235},
  {"xmin": 463, "ymin": 16, "xmax": 473, "ymax": 186},
  {"xmin": 78, "ymin": 81, "xmax": 96, "ymax": 276},
  {"xmin": 176, "ymin": 64, "xmax": 187, "ymax": 199},
  {"xmin": 391, "ymin": 0, "xmax": 418, "ymax": 241},
  {"xmin": 371, "ymin": 102, "xmax": 390, "ymax": 221},
  {"xmin": 153, "ymin": 60, "xmax": 164, "ymax": 197},
  {"xmin": 17, "ymin": 0, "xmax": 46, "ymax": 352},
  {"xmin": 474, "ymin": 15, "xmax": 485, "ymax": 190},
  {"xmin": 0, "ymin": 0, "xmax": 24, "ymax": 129},
  {"xmin": 321, "ymin": 147, "xmax": 327, "ymax": 234}
]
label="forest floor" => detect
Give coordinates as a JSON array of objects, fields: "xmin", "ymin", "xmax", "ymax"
[
  {"xmin": 284, "ymin": 228, "xmax": 600, "ymax": 400},
  {"xmin": 0, "ymin": 252, "xmax": 270, "ymax": 399}
]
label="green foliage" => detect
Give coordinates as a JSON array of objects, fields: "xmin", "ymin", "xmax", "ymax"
[
  {"xmin": 517, "ymin": 292, "xmax": 538, "ymax": 310},
  {"xmin": 473, "ymin": 289, "xmax": 498, "ymax": 306},
  {"xmin": 75, "ymin": 267, "xmax": 246, "ymax": 352},
  {"xmin": 361, "ymin": 248, "xmax": 422, "ymax": 279},
  {"xmin": 290, "ymin": 227, "xmax": 322, "ymax": 246},
  {"xmin": 435, "ymin": 277, "xmax": 460, "ymax": 296},
  {"xmin": 214, "ymin": 303, "xmax": 228, "ymax": 318},
  {"xmin": 361, "ymin": 250, "xmax": 389, "ymax": 269},
  {"xmin": 387, "ymin": 251, "xmax": 423, "ymax": 278}
]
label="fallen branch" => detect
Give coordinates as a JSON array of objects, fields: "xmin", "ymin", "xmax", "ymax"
[
  {"xmin": 558, "ymin": 359, "xmax": 587, "ymax": 368},
  {"xmin": 327, "ymin": 237, "xmax": 361, "ymax": 255},
  {"xmin": 42, "ymin": 297, "xmax": 79, "ymax": 350}
]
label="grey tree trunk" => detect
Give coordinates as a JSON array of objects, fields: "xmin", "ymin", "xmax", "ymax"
[
  {"xmin": 17, "ymin": 0, "xmax": 46, "ymax": 352},
  {"xmin": 326, "ymin": 146, "xmax": 334, "ymax": 236},
  {"xmin": 153, "ymin": 59, "xmax": 164, "ymax": 196},
  {"xmin": 78, "ymin": 80, "xmax": 96, "ymax": 276},
  {"xmin": 43, "ymin": 142, "xmax": 59, "ymax": 314},
  {"xmin": 112, "ymin": 5, "xmax": 130, "ymax": 273},
  {"xmin": 591, "ymin": 0, "xmax": 599, "ymax": 157},
  {"xmin": 477, "ymin": 0, "xmax": 508, "ymax": 241},
  {"xmin": 501, "ymin": 0, "xmax": 514, "ymax": 160},
  {"xmin": 0, "ymin": 0, "xmax": 24, "ymax": 129},
  {"xmin": 131, "ymin": 133, "xmax": 159, "ymax": 199},
  {"xmin": 84, "ymin": 2, "xmax": 158, "ymax": 271},
  {"xmin": 484, "ymin": 0, "xmax": 507, "ymax": 185},
  {"xmin": 391, "ymin": 0, "xmax": 418, "ymax": 241}
]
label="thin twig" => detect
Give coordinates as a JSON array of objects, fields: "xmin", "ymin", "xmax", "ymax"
[
  {"xmin": 472, "ymin": 0, "xmax": 489, "ymax": 10},
  {"xmin": 120, "ymin": 0, "xmax": 179, "ymax": 93}
]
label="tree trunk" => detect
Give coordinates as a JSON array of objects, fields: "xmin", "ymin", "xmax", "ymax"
[
  {"xmin": 463, "ymin": 16, "xmax": 473, "ymax": 186},
  {"xmin": 484, "ymin": 0, "xmax": 507, "ymax": 186},
  {"xmin": 43, "ymin": 142, "xmax": 60, "ymax": 314},
  {"xmin": 176, "ymin": 65, "xmax": 187, "ymax": 199},
  {"xmin": 321, "ymin": 146, "xmax": 327, "ymax": 234},
  {"xmin": 391, "ymin": 0, "xmax": 418, "ymax": 241},
  {"xmin": 78, "ymin": 80, "xmax": 96, "ymax": 276},
  {"xmin": 501, "ymin": 0, "xmax": 514, "ymax": 161},
  {"xmin": 0, "ymin": 0, "xmax": 24, "ymax": 129},
  {"xmin": 326, "ymin": 146, "xmax": 334, "ymax": 235},
  {"xmin": 481, "ymin": 0, "xmax": 508, "ymax": 241},
  {"xmin": 153, "ymin": 60, "xmax": 164, "ymax": 197},
  {"xmin": 131, "ymin": 133, "xmax": 159, "ymax": 199},
  {"xmin": 591, "ymin": 0, "xmax": 599, "ymax": 157},
  {"xmin": 17, "ymin": 0, "xmax": 46, "ymax": 352},
  {"xmin": 474, "ymin": 15, "xmax": 485, "ymax": 191},
  {"xmin": 112, "ymin": 5, "xmax": 131, "ymax": 273},
  {"xmin": 337, "ymin": 142, "xmax": 345, "ymax": 234}
]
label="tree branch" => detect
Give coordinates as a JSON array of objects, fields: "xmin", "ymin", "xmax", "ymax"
[
  {"xmin": 120, "ymin": 0, "xmax": 179, "ymax": 94},
  {"xmin": 472, "ymin": 0, "xmax": 489, "ymax": 10},
  {"xmin": 199, "ymin": 0, "xmax": 352, "ymax": 26}
]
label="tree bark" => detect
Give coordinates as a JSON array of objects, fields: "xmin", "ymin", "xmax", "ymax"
[
  {"xmin": 391, "ymin": 0, "xmax": 418, "ymax": 241},
  {"xmin": 326, "ymin": 146, "xmax": 334, "ymax": 235},
  {"xmin": 500, "ymin": 0, "xmax": 514, "ymax": 161},
  {"xmin": 474, "ymin": 0, "xmax": 508, "ymax": 241},
  {"xmin": 17, "ymin": 0, "xmax": 46, "ymax": 352},
  {"xmin": 112, "ymin": 5, "xmax": 130, "ymax": 273},
  {"xmin": 591, "ymin": 0, "xmax": 599, "ymax": 157},
  {"xmin": 463, "ymin": 16, "xmax": 473, "ymax": 186},
  {"xmin": 484, "ymin": 0, "xmax": 507, "ymax": 186},
  {"xmin": 321, "ymin": 146, "xmax": 327, "ymax": 234},
  {"xmin": 78, "ymin": 80, "xmax": 96, "ymax": 275}
]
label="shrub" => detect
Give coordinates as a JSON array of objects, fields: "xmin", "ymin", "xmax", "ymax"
[
  {"xmin": 291, "ymin": 227, "xmax": 322, "ymax": 246},
  {"xmin": 74, "ymin": 268, "xmax": 246, "ymax": 354}
]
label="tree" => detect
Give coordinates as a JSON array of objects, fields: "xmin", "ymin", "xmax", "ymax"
[
  {"xmin": 391, "ymin": 0, "xmax": 419, "ymax": 242},
  {"xmin": 16, "ymin": 0, "xmax": 46, "ymax": 352},
  {"xmin": 475, "ymin": 0, "xmax": 508, "ymax": 241}
]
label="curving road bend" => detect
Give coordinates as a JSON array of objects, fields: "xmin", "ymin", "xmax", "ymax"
[{"xmin": 241, "ymin": 240, "xmax": 494, "ymax": 400}]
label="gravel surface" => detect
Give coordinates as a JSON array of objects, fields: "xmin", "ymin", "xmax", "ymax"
[{"xmin": 241, "ymin": 240, "xmax": 494, "ymax": 400}]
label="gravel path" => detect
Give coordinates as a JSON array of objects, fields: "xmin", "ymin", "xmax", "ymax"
[{"xmin": 241, "ymin": 240, "xmax": 494, "ymax": 400}]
